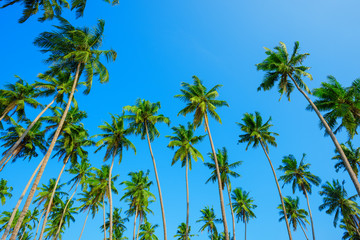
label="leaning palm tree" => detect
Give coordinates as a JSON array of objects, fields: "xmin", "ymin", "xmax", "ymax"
[
  {"xmin": 205, "ymin": 147, "xmax": 241, "ymax": 240},
  {"xmin": 278, "ymin": 197, "xmax": 310, "ymax": 240},
  {"xmin": 175, "ymin": 76, "xmax": 230, "ymax": 240},
  {"xmin": 278, "ymin": 154, "xmax": 321, "ymax": 240},
  {"xmin": 197, "ymin": 207, "xmax": 222, "ymax": 240},
  {"xmin": 231, "ymin": 188, "xmax": 257, "ymax": 240},
  {"xmin": 10, "ymin": 17, "xmax": 116, "ymax": 240},
  {"xmin": 256, "ymin": 41, "xmax": 360, "ymax": 196},
  {"xmin": 95, "ymin": 113, "xmax": 136, "ymax": 240},
  {"xmin": 333, "ymin": 141, "xmax": 360, "ymax": 178},
  {"xmin": 236, "ymin": 112, "xmax": 292, "ymax": 239},
  {"xmin": 166, "ymin": 122, "xmax": 205, "ymax": 239},
  {"xmin": 124, "ymin": 99, "xmax": 170, "ymax": 240},
  {"xmin": 174, "ymin": 223, "xmax": 197, "ymax": 240},
  {"xmin": 0, "ymin": 178, "xmax": 13, "ymax": 205},
  {"xmin": 138, "ymin": 222, "xmax": 159, "ymax": 240}
]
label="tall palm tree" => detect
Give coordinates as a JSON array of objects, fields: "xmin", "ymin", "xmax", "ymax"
[
  {"xmin": 175, "ymin": 76, "xmax": 230, "ymax": 240},
  {"xmin": 205, "ymin": 147, "xmax": 241, "ymax": 240},
  {"xmin": 138, "ymin": 222, "xmax": 159, "ymax": 240},
  {"xmin": 166, "ymin": 122, "xmax": 205, "ymax": 239},
  {"xmin": 95, "ymin": 113, "xmax": 136, "ymax": 240},
  {"xmin": 231, "ymin": 188, "xmax": 257, "ymax": 240},
  {"xmin": 256, "ymin": 41, "xmax": 360, "ymax": 196},
  {"xmin": 100, "ymin": 207, "xmax": 129, "ymax": 239},
  {"xmin": 10, "ymin": 17, "xmax": 116, "ymax": 240},
  {"xmin": 278, "ymin": 197, "xmax": 310, "ymax": 240},
  {"xmin": 333, "ymin": 141, "xmax": 360, "ymax": 177},
  {"xmin": 237, "ymin": 112, "xmax": 292, "ymax": 239},
  {"xmin": 174, "ymin": 223, "xmax": 197, "ymax": 240},
  {"xmin": 0, "ymin": 178, "xmax": 13, "ymax": 205},
  {"xmin": 48, "ymin": 199, "xmax": 76, "ymax": 240},
  {"xmin": 124, "ymin": 99, "xmax": 170, "ymax": 240},
  {"xmin": 278, "ymin": 154, "xmax": 321, "ymax": 240},
  {"xmin": 0, "ymin": 209, "xmax": 34, "ymax": 238},
  {"xmin": 197, "ymin": 207, "xmax": 222, "ymax": 240}
]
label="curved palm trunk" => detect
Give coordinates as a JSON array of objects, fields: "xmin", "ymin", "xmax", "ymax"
[
  {"xmin": 303, "ymin": 188, "xmax": 315, "ymax": 240},
  {"xmin": 204, "ymin": 113, "xmax": 229, "ymax": 240},
  {"xmin": 108, "ymin": 152, "xmax": 116, "ymax": 240},
  {"xmin": 39, "ymin": 157, "xmax": 69, "ymax": 240},
  {"xmin": 103, "ymin": 196, "xmax": 107, "ymax": 240},
  {"xmin": 9, "ymin": 63, "xmax": 82, "ymax": 240},
  {"xmin": 133, "ymin": 207, "xmax": 138, "ymax": 240},
  {"xmin": 0, "ymin": 95, "xmax": 57, "ymax": 168},
  {"xmin": 0, "ymin": 153, "xmax": 14, "ymax": 172},
  {"xmin": 144, "ymin": 123, "xmax": 167, "ymax": 240},
  {"xmin": 1, "ymin": 159, "xmax": 44, "ymax": 240},
  {"xmin": 288, "ymin": 74, "xmax": 360, "ymax": 196},
  {"xmin": 78, "ymin": 209, "xmax": 90, "ymax": 240},
  {"xmin": 259, "ymin": 140, "xmax": 292, "ymax": 240},
  {"xmin": 185, "ymin": 155, "xmax": 190, "ymax": 240},
  {"xmin": 298, "ymin": 220, "xmax": 309, "ymax": 240},
  {"xmin": 226, "ymin": 182, "xmax": 236, "ymax": 240},
  {"xmin": 34, "ymin": 209, "xmax": 46, "ymax": 240},
  {"xmin": 0, "ymin": 102, "xmax": 16, "ymax": 122}
]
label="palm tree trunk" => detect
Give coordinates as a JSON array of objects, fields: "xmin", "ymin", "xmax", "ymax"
[
  {"xmin": 0, "ymin": 102, "xmax": 16, "ymax": 122},
  {"xmin": 288, "ymin": 74, "xmax": 360, "ymax": 196},
  {"xmin": 1, "ymin": 158, "xmax": 44, "ymax": 240},
  {"xmin": 39, "ymin": 156, "xmax": 69, "ymax": 240},
  {"xmin": 144, "ymin": 122, "xmax": 167, "ymax": 240},
  {"xmin": 0, "ymin": 95, "xmax": 57, "ymax": 168},
  {"xmin": 136, "ymin": 215, "xmax": 142, "ymax": 240},
  {"xmin": 54, "ymin": 181, "xmax": 80, "ymax": 240},
  {"xmin": 108, "ymin": 152, "xmax": 116, "ymax": 240},
  {"xmin": 204, "ymin": 113, "xmax": 229, "ymax": 240},
  {"xmin": 9, "ymin": 62, "xmax": 82, "ymax": 240},
  {"xmin": 298, "ymin": 220, "xmax": 309, "ymax": 240},
  {"xmin": 0, "ymin": 153, "xmax": 13, "ymax": 172},
  {"xmin": 185, "ymin": 154, "xmax": 190, "ymax": 240},
  {"xmin": 19, "ymin": 226, "xmax": 27, "ymax": 240},
  {"xmin": 133, "ymin": 207, "xmax": 138, "ymax": 240},
  {"xmin": 226, "ymin": 182, "xmax": 236, "ymax": 240},
  {"xmin": 34, "ymin": 209, "xmax": 46, "ymax": 240},
  {"xmin": 259, "ymin": 140, "xmax": 292, "ymax": 240},
  {"xmin": 103, "ymin": 196, "xmax": 107, "ymax": 240},
  {"xmin": 303, "ymin": 188, "xmax": 315, "ymax": 240},
  {"xmin": 78, "ymin": 209, "xmax": 90, "ymax": 240},
  {"xmin": 244, "ymin": 215, "xmax": 247, "ymax": 240}
]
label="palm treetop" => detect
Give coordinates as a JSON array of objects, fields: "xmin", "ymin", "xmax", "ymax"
[
  {"xmin": 332, "ymin": 141, "xmax": 360, "ymax": 177},
  {"xmin": 0, "ymin": 179, "xmax": 13, "ymax": 205},
  {"xmin": 33, "ymin": 178, "xmax": 68, "ymax": 208},
  {"xmin": 231, "ymin": 187, "xmax": 257, "ymax": 223},
  {"xmin": 277, "ymin": 196, "xmax": 309, "ymax": 231},
  {"xmin": 196, "ymin": 206, "xmax": 222, "ymax": 234},
  {"xmin": 236, "ymin": 112, "xmax": 278, "ymax": 152},
  {"xmin": 175, "ymin": 76, "xmax": 229, "ymax": 127},
  {"xmin": 89, "ymin": 165, "xmax": 119, "ymax": 203}
]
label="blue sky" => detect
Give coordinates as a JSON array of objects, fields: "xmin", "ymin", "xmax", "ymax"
[{"xmin": 1, "ymin": 0, "xmax": 360, "ymax": 239}]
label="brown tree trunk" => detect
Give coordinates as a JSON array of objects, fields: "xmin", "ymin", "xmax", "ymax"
[
  {"xmin": 136, "ymin": 215, "xmax": 142, "ymax": 240},
  {"xmin": 0, "ymin": 95, "xmax": 57, "ymax": 168},
  {"xmin": 259, "ymin": 140, "xmax": 292, "ymax": 240},
  {"xmin": 298, "ymin": 220, "xmax": 309, "ymax": 240},
  {"xmin": 144, "ymin": 122, "xmax": 167, "ymax": 240},
  {"xmin": 303, "ymin": 187, "xmax": 315, "ymax": 240},
  {"xmin": 103, "ymin": 196, "xmax": 107, "ymax": 240},
  {"xmin": 78, "ymin": 209, "xmax": 90, "ymax": 240},
  {"xmin": 185, "ymin": 154, "xmax": 190, "ymax": 240},
  {"xmin": 108, "ymin": 152, "xmax": 116, "ymax": 240},
  {"xmin": 226, "ymin": 182, "xmax": 236, "ymax": 240},
  {"xmin": 0, "ymin": 102, "xmax": 16, "ymax": 122},
  {"xmin": 9, "ymin": 62, "xmax": 82, "ymax": 240},
  {"xmin": 1, "ymin": 159, "xmax": 44, "ymax": 240},
  {"xmin": 204, "ymin": 113, "xmax": 229, "ymax": 240},
  {"xmin": 133, "ymin": 207, "xmax": 138, "ymax": 240},
  {"xmin": 288, "ymin": 74, "xmax": 360, "ymax": 196},
  {"xmin": 244, "ymin": 215, "xmax": 247, "ymax": 240}
]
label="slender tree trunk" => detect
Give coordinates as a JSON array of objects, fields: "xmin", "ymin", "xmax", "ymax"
[
  {"xmin": 0, "ymin": 153, "xmax": 13, "ymax": 172},
  {"xmin": 19, "ymin": 226, "xmax": 26, "ymax": 240},
  {"xmin": 144, "ymin": 122, "xmax": 167, "ymax": 240},
  {"xmin": 288, "ymin": 74, "xmax": 360, "ymax": 196},
  {"xmin": 185, "ymin": 155, "xmax": 190, "ymax": 240},
  {"xmin": 244, "ymin": 215, "xmax": 247, "ymax": 240},
  {"xmin": 259, "ymin": 140, "xmax": 292, "ymax": 240},
  {"xmin": 226, "ymin": 182, "xmax": 236, "ymax": 240},
  {"xmin": 39, "ymin": 157, "xmax": 69, "ymax": 240},
  {"xmin": 298, "ymin": 220, "xmax": 309, "ymax": 240},
  {"xmin": 0, "ymin": 95, "xmax": 57, "ymax": 168},
  {"xmin": 136, "ymin": 215, "xmax": 142, "ymax": 240},
  {"xmin": 103, "ymin": 196, "xmax": 107, "ymax": 240},
  {"xmin": 1, "ymin": 159, "xmax": 44, "ymax": 240},
  {"xmin": 133, "ymin": 207, "xmax": 138, "ymax": 240},
  {"xmin": 108, "ymin": 152, "xmax": 116, "ymax": 240},
  {"xmin": 303, "ymin": 188, "xmax": 315, "ymax": 240},
  {"xmin": 10, "ymin": 62, "xmax": 82, "ymax": 240},
  {"xmin": 34, "ymin": 209, "xmax": 46, "ymax": 240},
  {"xmin": 78, "ymin": 209, "xmax": 90, "ymax": 240},
  {"xmin": 203, "ymin": 113, "xmax": 229, "ymax": 240},
  {"xmin": 0, "ymin": 102, "xmax": 15, "ymax": 122},
  {"xmin": 210, "ymin": 229, "xmax": 213, "ymax": 240}
]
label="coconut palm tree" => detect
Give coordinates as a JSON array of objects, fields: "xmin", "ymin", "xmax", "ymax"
[
  {"xmin": 231, "ymin": 188, "xmax": 257, "ymax": 240},
  {"xmin": 333, "ymin": 141, "xmax": 360, "ymax": 177},
  {"xmin": 95, "ymin": 113, "xmax": 136, "ymax": 240},
  {"xmin": 174, "ymin": 223, "xmax": 197, "ymax": 240},
  {"xmin": 0, "ymin": 209, "xmax": 35, "ymax": 238},
  {"xmin": 10, "ymin": 17, "xmax": 116, "ymax": 239},
  {"xmin": 278, "ymin": 154, "xmax": 321, "ymax": 240},
  {"xmin": 0, "ymin": 178, "xmax": 13, "ymax": 205},
  {"xmin": 256, "ymin": 41, "xmax": 360, "ymax": 196},
  {"xmin": 205, "ymin": 147, "xmax": 241, "ymax": 240},
  {"xmin": 124, "ymin": 99, "xmax": 170, "ymax": 240},
  {"xmin": 278, "ymin": 197, "xmax": 310, "ymax": 240},
  {"xmin": 138, "ymin": 222, "xmax": 159, "ymax": 240},
  {"xmin": 166, "ymin": 122, "xmax": 205, "ymax": 239},
  {"xmin": 197, "ymin": 206, "xmax": 222, "ymax": 240},
  {"xmin": 175, "ymin": 76, "xmax": 230, "ymax": 240},
  {"xmin": 100, "ymin": 207, "xmax": 129, "ymax": 240},
  {"xmin": 47, "ymin": 199, "xmax": 76, "ymax": 240},
  {"xmin": 237, "ymin": 112, "xmax": 292, "ymax": 239}
]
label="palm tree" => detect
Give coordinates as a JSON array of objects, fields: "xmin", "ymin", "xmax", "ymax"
[
  {"xmin": 174, "ymin": 223, "xmax": 197, "ymax": 240},
  {"xmin": 166, "ymin": 122, "xmax": 205, "ymax": 239},
  {"xmin": 278, "ymin": 197, "xmax": 310, "ymax": 240},
  {"xmin": 121, "ymin": 170, "xmax": 155, "ymax": 240},
  {"xmin": 237, "ymin": 112, "xmax": 292, "ymax": 239},
  {"xmin": 0, "ymin": 178, "xmax": 13, "ymax": 205},
  {"xmin": 175, "ymin": 76, "xmax": 230, "ymax": 240},
  {"xmin": 138, "ymin": 222, "xmax": 159, "ymax": 240},
  {"xmin": 124, "ymin": 99, "xmax": 170, "ymax": 240},
  {"xmin": 256, "ymin": 41, "xmax": 360, "ymax": 196},
  {"xmin": 100, "ymin": 207, "xmax": 129, "ymax": 239},
  {"xmin": 333, "ymin": 141, "xmax": 360, "ymax": 177},
  {"xmin": 278, "ymin": 154, "xmax": 321, "ymax": 240},
  {"xmin": 95, "ymin": 113, "xmax": 136, "ymax": 240},
  {"xmin": 48, "ymin": 199, "xmax": 76, "ymax": 240},
  {"xmin": 205, "ymin": 147, "xmax": 241, "ymax": 240},
  {"xmin": 197, "ymin": 206, "xmax": 222, "ymax": 240},
  {"xmin": 0, "ymin": 209, "xmax": 35, "ymax": 238},
  {"xmin": 10, "ymin": 17, "xmax": 116, "ymax": 240},
  {"xmin": 231, "ymin": 188, "xmax": 257, "ymax": 240}
]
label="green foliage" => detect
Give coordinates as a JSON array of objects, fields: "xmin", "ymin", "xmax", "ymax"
[
  {"xmin": 174, "ymin": 222, "xmax": 197, "ymax": 240},
  {"xmin": 0, "ymin": 178, "xmax": 13, "ymax": 205},
  {"xmin": 196, "ymin": 206, "xmax": 222, "ymax": 236},
  {"xmin": 277, "ymin": 196, "xmax": 309, "ymax": 231},
  {"xmin": 100, "ymin": 207, "xmax": 129, "ymax": 237},
  {"xmin": 333, "ymin": 141, "xmax": 360, "ymax": 177},
  {"xmin": 231, "ymin": 188, "xmax": 257, "ymax": 223},
  {"xmin": 138, "ymin": 221, "xmax": 159, "ymax": 240}
]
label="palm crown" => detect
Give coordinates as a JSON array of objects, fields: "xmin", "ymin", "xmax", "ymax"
[
  {"xmin": 277, "ymin": 196, "xmax": 309, "ymax": 231},
  {"xmin": 196, "ymin": 206, "xmax": 222, "ymax": 235},
  {"xmin": 333, "ymin": 141, "xmax": 360, "ymax": 177},
  {"xmin": 231, "ymin": 188, "xmax": 257, "ymax": 223}
]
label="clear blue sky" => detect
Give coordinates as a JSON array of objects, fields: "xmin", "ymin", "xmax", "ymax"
[{"xmin": 1, "ymin": 0, "xmax": 360, "ymax": 239}]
